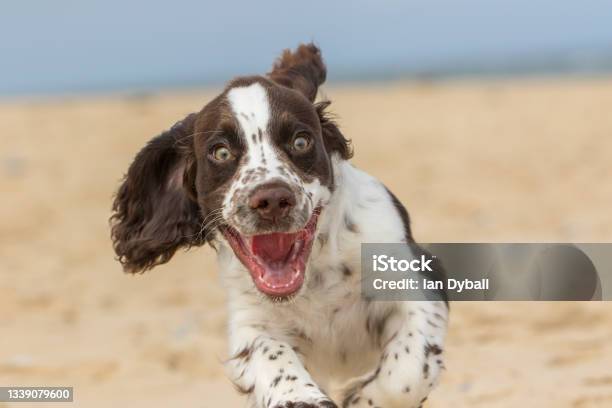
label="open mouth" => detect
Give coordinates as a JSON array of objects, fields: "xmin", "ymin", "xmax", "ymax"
[{"xmin": 221, "ymin": 207, "xmax": 322, "ymax": 298}]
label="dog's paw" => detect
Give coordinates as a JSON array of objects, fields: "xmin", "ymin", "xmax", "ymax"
[
  {"xmin": 341, "ymin": 393, "xmax": 383, "ymax": 408},
  {"xmin": 273, "ymin": 400, "xmax": 337, "ymax": 408},
  {"xmin": 341, "ymin": 377, "xmax": 427, "ymax": 408}
]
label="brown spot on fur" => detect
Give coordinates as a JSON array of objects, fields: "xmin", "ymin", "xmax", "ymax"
[
  {"xmin": 427, "ymin": 319, "xmax": 439, "ymax": 328},
  {"xmin": 271, "ymin": 375, "xmax": 282, "ymax": 387},
  {"xmin": 342, "ymin": 264, "xmax": 352, "ymax": 278},
  {"xmin": 230, "ymin": 346, "xmax": 252, "ymax": 362},
  {"xmin": 425, "ymin": 343, "xmax": 443, "ymax": 357}
]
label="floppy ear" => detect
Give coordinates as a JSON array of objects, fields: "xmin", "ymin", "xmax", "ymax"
[
  {"xmin": 268, "ymin": 43, "xmax": 326, "ymax": 102},
  {"xmin": 110, "ymin": 113, "xmax": 205, "ymax": 273}
]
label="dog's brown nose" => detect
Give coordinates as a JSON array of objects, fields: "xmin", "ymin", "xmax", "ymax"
[{"xmin": 249, "ymin": 183, "xmax": 296, "ymax": 221}]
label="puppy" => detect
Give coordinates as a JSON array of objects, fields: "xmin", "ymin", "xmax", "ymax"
[{"xmin": 111, "ymin": 43, "xmax": 448, "ymax": 408}]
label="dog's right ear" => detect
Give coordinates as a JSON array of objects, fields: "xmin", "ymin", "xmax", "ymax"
[
  {"xmin": 267, "ymin": 43, "xmax": 326, "ymax": 102},
  {"xmin": 110, "ymin": 113, "xmax": 205, "ymax": 273}
]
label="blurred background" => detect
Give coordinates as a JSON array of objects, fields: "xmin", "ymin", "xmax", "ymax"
[
  {"xmin": 2, "ymin": 1, "xmax": 612, "ymax": 407},
  {"xmin": 3, "ymin": 0, "xmax": 612, "ymax": 97}
]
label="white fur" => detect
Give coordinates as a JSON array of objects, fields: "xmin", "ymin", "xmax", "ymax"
[{"xmin": 215, "ymin": 152, "xmax": 448, "ymax": 408}]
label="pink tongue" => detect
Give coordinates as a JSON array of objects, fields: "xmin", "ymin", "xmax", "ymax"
[{"xmin": 251, "ymin": 233, "xmax": 297, "ymax": 263}]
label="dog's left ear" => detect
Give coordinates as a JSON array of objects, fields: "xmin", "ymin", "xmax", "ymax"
[{"xmin": 268, "ymin": 43, "xmax": 326, "ymax": 102}]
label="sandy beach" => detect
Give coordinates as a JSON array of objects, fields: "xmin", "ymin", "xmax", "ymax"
[{"xmin": 2, "ymin": 77, "xmax": 612, "ymax": 407}]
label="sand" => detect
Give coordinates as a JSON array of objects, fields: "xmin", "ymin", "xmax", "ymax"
[{"xmin": 2, "ymin": 78, "xmax": 612, "ymax": 407}]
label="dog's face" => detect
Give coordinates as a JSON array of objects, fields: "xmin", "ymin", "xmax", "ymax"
[
  {"xmin": 194, "ymin": 77, "xmax": 334, "ymax": 298},
  {"xmin": 111, "ymin": 44, "xmax": 351, "ymax": 300}
]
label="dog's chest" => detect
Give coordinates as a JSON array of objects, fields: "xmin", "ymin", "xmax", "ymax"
[{"xmin": 270, "ymin": 262, "xmax": 380, "ymax": 378}]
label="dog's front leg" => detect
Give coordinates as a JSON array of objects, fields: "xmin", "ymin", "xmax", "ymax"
[
  {"xmin": 341, "ymin": 301, "xmax": 448, "ymax": 408},
  {"xmin": 227, "ymin": 328, "xmax": 336, "ymax": 408}
]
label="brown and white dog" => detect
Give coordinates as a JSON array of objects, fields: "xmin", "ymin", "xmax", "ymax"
[{"xmin": 111, "ymin": 44, "xmax": 448, "ymax": 408}]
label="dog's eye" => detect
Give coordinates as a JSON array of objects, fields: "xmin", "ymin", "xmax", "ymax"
[
  {"xmin": 211, "ymin": 145, "xmax": 233, "ymax": 162},
  {"xmin": 292, "ymin": 134, "xmax": 311, "ymax": 152}
]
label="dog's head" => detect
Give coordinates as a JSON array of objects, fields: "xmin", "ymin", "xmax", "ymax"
[{"xmin": 111, "ymin": 44, "xmax": 351, "ymax": 299}]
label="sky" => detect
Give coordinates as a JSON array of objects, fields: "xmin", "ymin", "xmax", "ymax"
[{"xmin": 2, "ymin": 0, "xmax": 612, "ymax": 96}]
